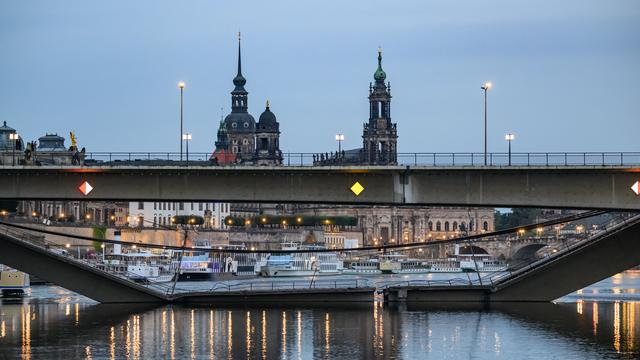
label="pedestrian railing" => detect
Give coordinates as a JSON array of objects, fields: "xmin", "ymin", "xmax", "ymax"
[{"xmin": 4, "ymin": 151, "xmax": 640, "ymax": 167}]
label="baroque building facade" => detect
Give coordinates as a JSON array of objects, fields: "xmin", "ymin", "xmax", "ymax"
[{"xmin": 289, "ymin": 205, "xmax": 494, "ymax": 246}]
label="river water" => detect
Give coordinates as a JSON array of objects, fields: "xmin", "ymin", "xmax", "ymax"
[{"xmin": 0, "ymin": 272, "xmax": 639, "ymax": 359}]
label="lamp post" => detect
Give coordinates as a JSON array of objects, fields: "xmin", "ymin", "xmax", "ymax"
[
  {"xmin": 178, "ymin": 81, "xmax": 185, "ymax": 161},
  {"xmin": 9, "ymin": 133, "xmax": 19, "ymax": 166},
  {"xmin": 335, "ymin": 133, "xmax": 344, "ymax": 153},
  {"xmin": 505, "ymin": 133, "xmax": 514, "ymax": 166},
  {"xmin": 481, "ymin": 82, "xmax": 492, "ymax": 165},
  {"xmin": 182, "ymin": 133, "xmax": 192, "ymax": 165}
]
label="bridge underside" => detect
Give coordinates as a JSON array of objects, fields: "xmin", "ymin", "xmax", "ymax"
[
  {"xmin": 385, "ymin": 217, "xmax": 640, "ymax": 303},
  {"xmin": 0, "ymin": 231, "xmax": 166, "ymax": 303},
  {"xmin": 0, "ymin": 230, "xmax": 374, "ymax": 304},
  {"xmin": 0, "ymin": 166, "xmax": 638, "ymax": 209}
]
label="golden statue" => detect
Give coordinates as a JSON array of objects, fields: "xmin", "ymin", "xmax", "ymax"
[{"xmin": 70, "ymin": 131, "xmax": 77, "ymax": 147}]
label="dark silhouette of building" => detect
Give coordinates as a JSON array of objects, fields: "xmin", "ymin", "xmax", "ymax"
[
  {"xmin": 314, "ymin": 48, "xmax": 398, "ymax": 166},
  {"xmin": 363, "ymin": 48, "xmax": 397, "ymax": 165},
  {"xmin": 255, "ymin": 101, "xmax": 282, "ymax": 165},
  {"xmin": 213, "ymin": 33, "xmax": 282, "ymax": 166}
]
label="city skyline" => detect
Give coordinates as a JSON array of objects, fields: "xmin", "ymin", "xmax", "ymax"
[{"xmin": 1, "ymin": 1, "xmax": 638, "ymax": 154}]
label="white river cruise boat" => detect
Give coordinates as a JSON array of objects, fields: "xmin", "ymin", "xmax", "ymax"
[
  {"xmin": 257, "ymin": 242, "xmax": 343, "ymax": 277},
  {"xmin": 97, "ymin": 252, "xmax": 175, "ymax": 283},
  {"xmin": 0, "ymin": 264, "xmax": 30, "ymax": 296},
  {"xmin": 342, "ymin": 259, "xmax": 381, "ymax": 275},
  {"xmin": 379, "ymin": 254, "xmax": 431, "ymax": 274}
]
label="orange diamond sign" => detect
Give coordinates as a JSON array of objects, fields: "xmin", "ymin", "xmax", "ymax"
[{"xmin": 78, "ymin": 181, "xmax": 93, "ymax": 196}]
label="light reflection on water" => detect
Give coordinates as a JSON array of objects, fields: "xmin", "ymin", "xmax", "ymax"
[{"xmin": 0, "ymin": 273, "xmax": 639, "ymax": 359}]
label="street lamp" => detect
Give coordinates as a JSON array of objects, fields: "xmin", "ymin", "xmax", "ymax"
[
  {"xmin": 182, "ymin": 133, "xmax": 192, "ymax": 165},
  {"xmin": 481, "ymin": 82, "xmax": 492, "ymax": 165},
  {"xmin": 9, "ymin": 133, "xmax": 19, "ymax": 166},
  {"xmin": 178, "ymin": 81, "xmax": 186, "ymax": 161},
  {"xmin": 335, "ymin": 133, "xmax": 344, "ymax": 153},
  {"xmin": 505, "ymin": 133, "xmax": 514, "ymax": 166}
]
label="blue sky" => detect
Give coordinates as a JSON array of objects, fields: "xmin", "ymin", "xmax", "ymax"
[{"xmin": 1, "ymin": 1, "xmax": 639, "ymax": 153}]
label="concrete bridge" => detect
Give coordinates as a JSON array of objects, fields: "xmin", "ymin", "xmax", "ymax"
[
  {"xmin": 1, "ymin": 214, "xmax": 639, "ymax": 304},
  {"xmin": 445, "ymin": 236, "xmax": 575, "ymax": 261},
  {"xmin": 1, "ymin": 165, "xmax": 639, "ymax": 210},
  {"xmin": 385, "ymin": 215, "xmax": 640, "ymax": 302}
]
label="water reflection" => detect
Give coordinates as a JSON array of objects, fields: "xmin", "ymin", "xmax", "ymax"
[{"xmin": 1, "ymin": 286, "xmax": 639, "ymax": 358}]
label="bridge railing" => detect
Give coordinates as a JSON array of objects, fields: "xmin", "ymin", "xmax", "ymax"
[
  {"xmin": 167, "ymin": 278, "xmax": 371, "ymax": 294},
  {"xmin": 9, "ymin": 151, "xmax": 638, "ymax": 167}
]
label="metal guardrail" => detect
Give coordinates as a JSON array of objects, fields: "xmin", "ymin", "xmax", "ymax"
[{"xmin": 5, "ymin": 151, "xmax": 639, "ymax": 167}]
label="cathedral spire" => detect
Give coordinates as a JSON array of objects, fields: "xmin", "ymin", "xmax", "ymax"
[
  {"xmin": 233, "ymin": 32, "xmax": 247, "ymax": 91},
  {"xmin": 374, "ymin": 46, "xmax": 386, "ymax": 84}
]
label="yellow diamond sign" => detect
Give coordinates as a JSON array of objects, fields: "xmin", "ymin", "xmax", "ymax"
[{"xmin": 350, "ymin": 181, "xmax": 365, "ymax": 196}]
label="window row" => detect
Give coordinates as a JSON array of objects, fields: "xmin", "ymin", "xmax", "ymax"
[{"xmin": 427, "ymin": 221, "xmax": 490, "ymax": 232}]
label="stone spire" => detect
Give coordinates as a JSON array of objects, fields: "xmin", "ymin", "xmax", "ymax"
[{"xmin": 232, "ymin": 32, "xmax": 247, "ymax": 93}]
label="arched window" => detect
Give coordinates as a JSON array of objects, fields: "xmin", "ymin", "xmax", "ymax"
[
  {"xmin": 445, "ymin": 222, "xmax": 450, "ymax": 232},
  {"xmin": 436, "ymin": 221, "xmax": 441, "ymax": 231},
  {"xmin": 469, "ymin": 222, "xmax": 474, "ymax": 231},
  {"xmin": 453, "ymin": 221, "xmax": 458, "ymax": 231},
  {"xmin": 460, "ymin": 222, "xmax": 466, "ymax": 232},
  {"xmin": 428, "ymin": 221, "xmax": 433, "ymax": 231},
  {"xmin": 483, "ymin": 221, "xmax": 489, "ymax": 231}
]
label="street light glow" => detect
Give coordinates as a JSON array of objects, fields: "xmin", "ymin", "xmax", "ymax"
[
  {"xmin": 178, "ymin": 81, "xmax": 185, "ymax": 89},
  {"xmin": 505, "ymin": 133, "xmax": 515, "ymax": 141},
  {"xmin": 335, "ymin": 134, "xmax": 344, "ymax": 141},
  {"xmin": 182, "ymin": 133, "xmax": 192, "ymax": 140},
  {"xmin": 482, "ymin": 82, "xmax": 492, "ymax": 90}
]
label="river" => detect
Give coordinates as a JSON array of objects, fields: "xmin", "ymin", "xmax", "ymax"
[{"xmin": 0, "ymin": 271, "xmax": 638, "ymax": 359}]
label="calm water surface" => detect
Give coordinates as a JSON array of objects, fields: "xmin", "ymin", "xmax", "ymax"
[{"xmin": 0, "ymin": 272, "xmax": 639, "ymax": 359}]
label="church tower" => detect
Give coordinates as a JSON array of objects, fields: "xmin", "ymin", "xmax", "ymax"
[
  {"xmin": 362, "ymin": 48, "xmax": 397, "ymax": 165},
  {"xmin": 223, "ymin": 33, "xmax": 256, "ymax": 163},
  {"xmin": 255, "ymin": 101, "xmax": 282, "ymax": 166}
]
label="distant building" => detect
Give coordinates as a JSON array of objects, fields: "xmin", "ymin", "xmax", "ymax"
[
  {"xmin": 290, "ymin": 205, "xmax": 494, "ymax": 246},
  {"xmin": 315, "ymin": 48, "xmax": 397, "ymax": 165},
  {"xmin": 0, "ymin": 122, "xmax": 85, "ymax": 166},
  {"xmin": 128, "ymin": 202, "xmax": 230, "ymax": 229},
  {"xmin": 18, "ymin": 200, "xmax": 128, "ymax": 226},
  {"xmin": 0, "ymin": 121, "xmax": 24, "ymax": 165},
  {"xmin": 212, "ymin": 34, "xmax": 282, "ymax": 166}
]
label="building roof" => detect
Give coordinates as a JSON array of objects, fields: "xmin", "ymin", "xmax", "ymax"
[
  {"xmin": 37, "ymin": 133, "xmax": 67, "ymax": 151},
  {"xmin": 0, "ymin": 121, "xmax": 18, "ymax": 150},
  {"xmin": 211, "ymin": 149, "xmax": 238, "ymax": 165},
  {"xmin": 257, "ymin": 101, "xmax": 279, "ymax": 132}
]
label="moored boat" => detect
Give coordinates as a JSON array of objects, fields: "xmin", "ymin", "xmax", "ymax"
[{"xmin": 0, "ymin": 265, "xmax": 30, "ymax": 296}]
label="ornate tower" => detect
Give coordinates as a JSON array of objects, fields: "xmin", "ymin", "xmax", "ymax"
[
  {"xmin": 223, "ymin": 33, "xmax": 256, "ymax": 163},
  {"xmin": 255, "ymin": 101, "xmax": 282, "ymax": 166},
  {"xmin": 362, "ymin": 48, "xmax": 397, "ymax": 165},
  {"xmin": 214, "ymin": 120, "xmax": 229, "ymax": 151}
]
